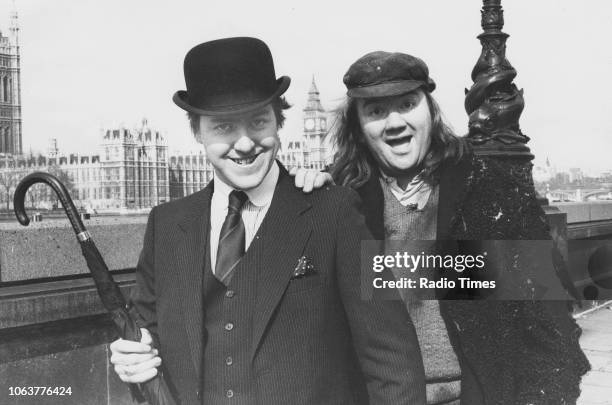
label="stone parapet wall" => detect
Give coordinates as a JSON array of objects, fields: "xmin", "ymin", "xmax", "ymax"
[
  {"xmin": 0, "ymin": 216, "xmax": 146, "ymax": 282},
  {"xmin": 0, "ymin": 274, "xmax": 135, "ymax": 329},
  {"xmin": 555, "ymin": 201, "xmax": 612, "ymax": 224},
  {"xmin": 0, "ymin": 314, "xmax": 133, "ymax": 404},
  {"xmin": 0, "ymin": 276, "xmax": 137, "ymax": 404},
  {"xmin": 546, "ymin": 203, "xmax": 612, "ymax": 303},
  {"xmin": 0, "ymin": 218, "xmax": 145, "ymax": 404}
]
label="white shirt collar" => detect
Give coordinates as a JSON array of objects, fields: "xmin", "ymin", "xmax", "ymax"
[{"xmin": 213, "ymin": 161, "xmax": 279, "ymax": 207}]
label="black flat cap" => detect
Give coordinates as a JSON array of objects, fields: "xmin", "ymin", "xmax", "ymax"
[{"xmin": 343, "ymin": 51, "xmax": 435, "ymax": 98}]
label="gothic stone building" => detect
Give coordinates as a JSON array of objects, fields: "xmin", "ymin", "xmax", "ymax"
[
  {"xmin": 0, "ymin": 8, "xmax": 22, "ymax": 155},
  {"xmin": 100, "ymin": 119, "xmax": 169, "ymax": 210}
]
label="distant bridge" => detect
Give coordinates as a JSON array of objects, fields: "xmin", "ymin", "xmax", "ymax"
[{"xmin": 547, "ymin": 188, "xmax": 612, "ymax": 202}]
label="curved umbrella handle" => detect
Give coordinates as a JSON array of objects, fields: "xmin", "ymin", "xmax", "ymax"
[
  {"xmin": 13, "ymin": 171, "xmax": 178, "ymax": 404},
  {"xmin": 13, "ymin": 171, "xmax": 90, "ymax": 241}
]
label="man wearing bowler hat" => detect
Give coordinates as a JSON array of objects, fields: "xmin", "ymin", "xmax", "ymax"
[{"xmin": 109, "ymin": 37, "xmax": 426, "ymax": 404}]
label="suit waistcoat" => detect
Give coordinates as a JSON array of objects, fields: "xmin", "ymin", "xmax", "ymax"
[{"xmin": 201, "ymin": 222, "xmax": 264, "ymax": 404}]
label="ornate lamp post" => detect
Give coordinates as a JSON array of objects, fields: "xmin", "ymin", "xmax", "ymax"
[
  {"xmin": 465, "ymin": 0, "xmax": 532, "ymax": 160},
  {"xmin": 459, "ymin": 0, "xmax": 555, "ymax": 241},
  {"xmin": 458, "ymin": 0, "xmax": 583, "ymax": 300}
]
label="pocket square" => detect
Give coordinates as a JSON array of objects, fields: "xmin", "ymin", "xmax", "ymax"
[{"xmin": 292, "ymin": 256, "xmax": 316, "ymax": 279}]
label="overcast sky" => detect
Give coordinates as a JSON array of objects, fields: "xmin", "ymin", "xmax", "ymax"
[{"xmin": 1, "ymin": 0, "xmax": 611, "ymax": 175}]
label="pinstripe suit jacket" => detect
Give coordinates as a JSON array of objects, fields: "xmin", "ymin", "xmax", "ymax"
[{"xmin": 131, "ymin": 166, "xmax": 426, "ymax": 405}]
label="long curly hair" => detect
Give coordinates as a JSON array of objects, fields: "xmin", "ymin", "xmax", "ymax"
[{"xmin": 329, "ymin": 91, "xmax": 467, "ymax": 188}]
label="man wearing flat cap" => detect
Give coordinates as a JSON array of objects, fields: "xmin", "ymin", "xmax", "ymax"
[
  {"xmin": 294, "ymin": 49, "xmax": 590, "ymax": 404},
  {"xmin": 109, "ymin": 37, "xmax": 426, "ymax": 405}
]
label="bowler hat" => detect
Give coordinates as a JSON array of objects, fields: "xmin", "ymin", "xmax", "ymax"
[
  {"xmin": 343, "ymin": 51, "xmax": 435, "ymax": 98},
  {"xmin": 173, "ymin": 37, "xmax": 291, "ymax": 116}
]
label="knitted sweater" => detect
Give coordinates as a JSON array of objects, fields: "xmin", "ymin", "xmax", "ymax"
[{"xmin": 382, "ymin": 181, "xmax": 461, "ymax": 405}]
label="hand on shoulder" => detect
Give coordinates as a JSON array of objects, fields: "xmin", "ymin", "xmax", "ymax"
[{"xmin": 289, "ymin": 167, "xmax": 334, "ymax": 193}]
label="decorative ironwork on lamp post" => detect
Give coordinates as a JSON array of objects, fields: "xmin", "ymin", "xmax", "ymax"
[
  {"xmin": 465, "ymin": 0, "xmax": 532, "ymax": 159},
  {"xmin": 455, "ymin": 0, "xmax": 554, "ymax": 242}
]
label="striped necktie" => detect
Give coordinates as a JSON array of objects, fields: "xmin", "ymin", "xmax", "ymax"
[{"xmin": 215, "ymin": 190, "xmax": 249, "ymax": 285}]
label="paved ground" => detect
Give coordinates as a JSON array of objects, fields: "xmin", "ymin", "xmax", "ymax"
[{"xmin": 577, "ymin": 303, "xmax": 612, "ymax": 405}]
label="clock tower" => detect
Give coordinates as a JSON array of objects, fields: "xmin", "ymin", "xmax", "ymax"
[{"xmin": 302, "ymin": 77, "xmax": 328, "ymax": 170}]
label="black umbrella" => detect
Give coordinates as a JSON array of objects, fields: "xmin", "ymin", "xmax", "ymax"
[{"xmin": 13, "ymin": 172, "xmax": 176, "ymax": 405}]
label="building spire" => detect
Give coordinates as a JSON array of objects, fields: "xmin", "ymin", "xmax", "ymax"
[
  {"xmin": 10, "ymin": 0, "xmax": 19, "ymax": 47},
  {"xmin": 305, "ymin": 75, "xmax": 324, "ymax": 112},
  {"xmin": 308, "ymin": 75, "xmax": 319, "ymax": 95}
]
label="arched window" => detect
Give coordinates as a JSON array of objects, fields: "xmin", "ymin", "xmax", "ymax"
[
  {"xmin": 0, "ymin": 127, "xmax": 5, "ymax": 152},
  {"xmin": 3, "ymin": 127, "xmax": 9, "ymax": 153},
  {"xmin": 3, "ymin": 77, "xmax": 8, "ymax": 102}
]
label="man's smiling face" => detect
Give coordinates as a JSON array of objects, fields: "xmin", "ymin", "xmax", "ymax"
[{"xmin": 197, "ymin": 103, "xmax": 280, "ymax": 190}]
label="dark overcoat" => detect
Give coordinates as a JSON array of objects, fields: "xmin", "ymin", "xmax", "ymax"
[{"xmin": 355, "ymin": 153, "xmax": 590, "ymax": 405}]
